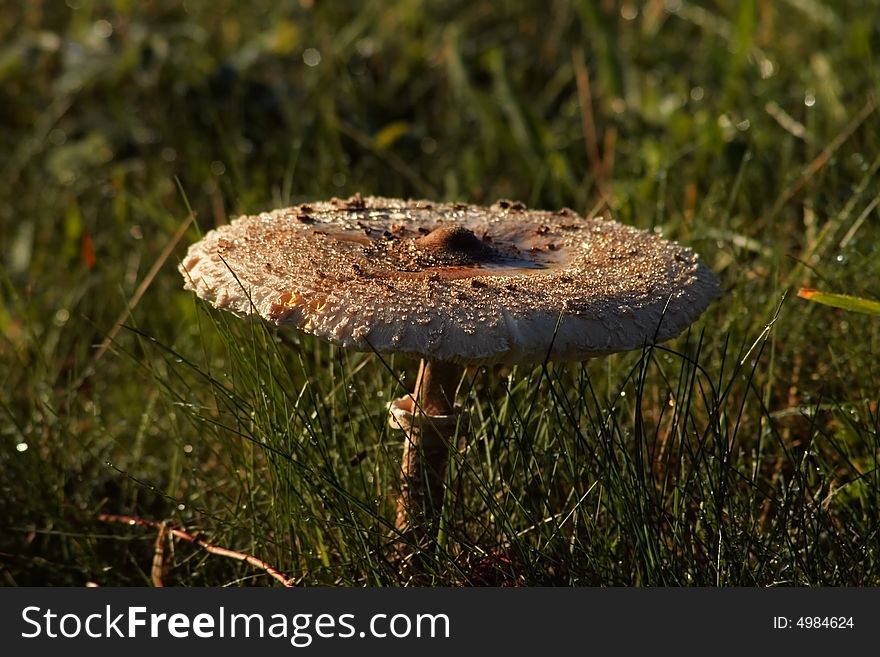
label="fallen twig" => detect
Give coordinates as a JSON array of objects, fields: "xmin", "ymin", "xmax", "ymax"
[
  {"xmin": 98, "ymin": 513, "xmax": 296, "ymax": 587},
  {"xmin": 151, "ymin": 521, "xmax": 167, "ymax": 588}
]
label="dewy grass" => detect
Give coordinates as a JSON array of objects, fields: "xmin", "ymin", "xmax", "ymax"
[
  {"xmin": 120, "ymin": 295, "xmax": 873, "ymax": 586},
  {"xmin": 2, "ymin": 0, "xmax": 879, "ymax": 585}
]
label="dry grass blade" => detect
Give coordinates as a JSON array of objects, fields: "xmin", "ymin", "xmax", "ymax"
[
  {"xmin": 572, "ymin": 47, "xmax": 606, "ymax": 196},
  {"xmin": 771, "ymin": 96, "xmax": 877, "ymax": 215},
  {"xmin": 78, "ymin": 211, "xmax": 195, "ymax": 386}
]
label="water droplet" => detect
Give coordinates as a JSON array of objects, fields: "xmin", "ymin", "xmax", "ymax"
[
  {"xmin": 15, "ymin": 442, "xmax": 28, "ymax": 452},
  {"xmin": 620, "ymin": 3, "xmax": 638, "ymax": 20},
  {"xmin": 93, "ymin": 19, "xmax": 113, "ymax": 39},
  {"xmin": 804, "ymin": 92, "xmax": 816, "ymax": 107},
  {"xmin": 53, "ymin": 309, "xmax": 70, "ymax": 326},
  {"xmin": 303, "ymin": 48, "xmax": 321, "ymax": 67}
]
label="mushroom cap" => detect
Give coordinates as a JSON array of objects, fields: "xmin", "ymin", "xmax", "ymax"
[{"xmin": 180, "ymin": 196, "xmax": 719, "ymax": 365}]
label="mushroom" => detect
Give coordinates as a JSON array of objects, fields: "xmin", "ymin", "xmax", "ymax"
[{"xmin": 179, "ymin": 195, "xmax": 719, "ymax": 553}]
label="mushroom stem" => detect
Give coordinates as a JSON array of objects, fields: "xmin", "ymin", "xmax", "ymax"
[
  {"xmin": 413, "ymin": 358, "xmax": 459, "ymax": 416},
  {"xmin": 391, "ymin": 359, "xmax": 463, "ymax": 550}
]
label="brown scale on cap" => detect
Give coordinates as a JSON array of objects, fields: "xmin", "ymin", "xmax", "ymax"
[
  {"xmin": 363, "ymin": 224, "xmax": 546, "ymax": 277},
  {"xmin": 412, "ymin": 225, "xmax": 500, "ymax": 263}
]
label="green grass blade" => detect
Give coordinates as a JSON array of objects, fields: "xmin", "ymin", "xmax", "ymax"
[{"xmin": 797, "ymin": 288, "xmax": 880, "ymax": 316}]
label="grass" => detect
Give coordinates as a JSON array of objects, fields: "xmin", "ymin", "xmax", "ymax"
[{"xmin": 2, "ymin": 0, "xmax": 879, "ymax": 586}]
